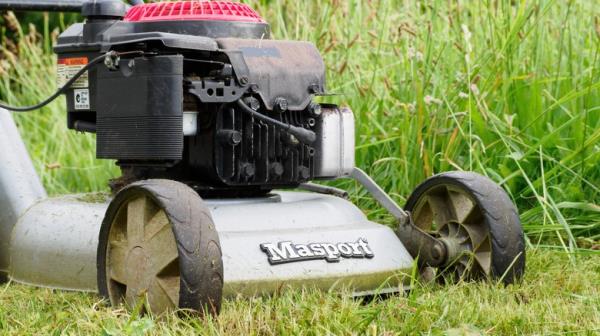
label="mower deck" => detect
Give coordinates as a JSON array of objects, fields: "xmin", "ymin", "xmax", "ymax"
[{"xmin": 8, "ymin": 192, "xmax": 413, "ymax": 297}]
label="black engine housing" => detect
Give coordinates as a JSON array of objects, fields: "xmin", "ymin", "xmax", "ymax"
[{"xmin": 54, "ymin": 2, "xmax": 351, "ymax": 196}]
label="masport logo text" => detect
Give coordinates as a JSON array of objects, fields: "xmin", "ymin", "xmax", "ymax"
[{"xmin": 260, "ymin": 239, "xmax": 374, "ymax": 265}]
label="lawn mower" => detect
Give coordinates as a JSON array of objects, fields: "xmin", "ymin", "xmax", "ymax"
[{"xmin": 0, "ymin": 0, "xmax": 525, "ymax": 316}]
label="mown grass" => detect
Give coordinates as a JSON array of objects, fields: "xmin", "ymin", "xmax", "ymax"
[
  {"xmin": 0, "ymin": 0, "xmax": 599, "ymax": 334},
  {"xmin": 0, "ymin": 250, "xmax": 598, "ymax": 335}
]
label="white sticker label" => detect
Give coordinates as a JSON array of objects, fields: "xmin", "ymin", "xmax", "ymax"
[
  {"xmin": 74, "ymin": 89, "xmax": 90, "ymax": 110},
  {"xmin": 57, "ymin": 57, "xmax": 89, "ymax": 88}
]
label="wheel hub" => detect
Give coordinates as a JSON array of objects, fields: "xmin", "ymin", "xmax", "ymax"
[
  {"xmin": 105, "ymin": 195, "xmax": 181, "ymax": 314},
  {"xmin": 408, "ymin": 184, "xmax": 494, "ymax": 279}
]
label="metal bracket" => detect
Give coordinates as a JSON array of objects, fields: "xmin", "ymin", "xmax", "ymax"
[
  {"xmin": 350, "ymin": 168, "xmax": 447, "ymax": 266},
  {"xmin": 350, "ymin": 168, "xmax": 409, "ymax": 222},
  {"xmin": 396, "ymin": 215, "xmax": 447, "ymax": 267},
  {"xmin": 188, "ymin": 79, "xmax": 246, "ymax": 104},
  {"xmin": 222, "ymin": 50, "xmax": 251, "ymax": 87}
]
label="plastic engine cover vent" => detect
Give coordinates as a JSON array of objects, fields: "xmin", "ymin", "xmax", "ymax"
[{"xmin": 125, "ymin": 1, "xmax": 266, "ymax": 23}]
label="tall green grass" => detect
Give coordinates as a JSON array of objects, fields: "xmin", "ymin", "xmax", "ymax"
[{"xmin": 1, "ymin": 0, "xmax": 599, "ymax": 250}]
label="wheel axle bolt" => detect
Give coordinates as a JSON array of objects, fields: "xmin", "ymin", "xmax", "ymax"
[{"xmin": 432, "ymin": 243, "xmax": 444, "ymax": 261}]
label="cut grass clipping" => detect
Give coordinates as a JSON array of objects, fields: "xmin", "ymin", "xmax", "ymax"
[{"xmin": 0, "ymin": 0, "xmax": 599, "ymax": 334}]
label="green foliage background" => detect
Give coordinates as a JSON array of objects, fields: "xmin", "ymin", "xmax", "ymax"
[
  {"xmin": 1, "ymin": 0, "xmax": 599, "ymax": 249},
  {"xmin": 0, "ymin": 1, "xmax": 599, "ymax": 334}
]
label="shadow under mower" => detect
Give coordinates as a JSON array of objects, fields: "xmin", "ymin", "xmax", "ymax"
[{"xmin": 0, "ymin": 0, "xmax": 525, "ymax": 316}]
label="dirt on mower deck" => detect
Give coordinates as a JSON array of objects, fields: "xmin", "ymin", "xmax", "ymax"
[{"xmin": 76, "ymin": 192, "xmax": 111, "ymax": 204}]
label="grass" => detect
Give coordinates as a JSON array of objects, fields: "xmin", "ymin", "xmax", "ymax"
[
  {"xmin": 0, "ymin": 250, "xmax": 598, "ymax": 335},
  {"xmin": 0, "ymin": 0, "xmax": 599, "ymax": 334}
]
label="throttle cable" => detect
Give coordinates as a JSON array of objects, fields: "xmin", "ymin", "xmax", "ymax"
[{"xmin": 0, "ymin": 51, "xmax": 145, "ymax": 112}]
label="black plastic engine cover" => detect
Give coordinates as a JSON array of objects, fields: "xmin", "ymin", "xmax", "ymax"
[
  {"xmin": 53, "ymin": 12, "xmax": 337, "ymax": 194},
  {"xmin": 96, "ymin": 55, "xmax": 184, "ymax": 161},
  {"xmin": 217, "ymin": 38, "xmax": 326, "ymax": 111}
]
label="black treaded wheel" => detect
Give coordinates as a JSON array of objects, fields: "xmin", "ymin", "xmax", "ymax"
[
  {"xmin": 405, "ymin": 171, "xmax": 525, "ymax": 284},
  {"xmin": 97, "ymin": 179, "xmax": 223, "ymax": 316}
]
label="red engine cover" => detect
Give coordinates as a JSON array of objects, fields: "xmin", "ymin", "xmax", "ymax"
[{"xmin": 124, "ymin": 1, "xmax": 265, "ymax": 23}]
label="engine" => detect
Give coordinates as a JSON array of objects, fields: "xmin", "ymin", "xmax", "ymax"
[{"xmin": 54, "ymin": 0, "xmax": 355, "ymax": 196}]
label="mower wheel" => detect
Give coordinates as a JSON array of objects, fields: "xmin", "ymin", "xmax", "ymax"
[
  {"xmin": 404, "ymin": 171, "xmax": 525, "ymax": 284},
  {"xmin": 97, "ymin": 179, "xmax": 223, "ymax": 316}
]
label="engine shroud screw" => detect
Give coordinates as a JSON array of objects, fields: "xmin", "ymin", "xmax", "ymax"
[
  {"xmin": 274, "ymin": 97, "xmax": 288, "ymax": 113},
  {"xmin": 104, "ymin": 52, "xmax": 120, "ymax": 71},
  {"xmin": 244, "ymin": 97, "xmax": 260, "ymax": 111},
  {"xmin": 308, "ymin": 83, "xmax": 321, "ymax": 94},
  {"xmin": 249, "ymin": 84, "xmax": 260, "ymax": 93},
  {"xmin": 218, "ymin": 130, "xmax": 242, "ymax": 146},
  {"xmin": 298, "ymin": 166, "xmax": 310, "ymax": 180},
  {"xmin": 241, "ymin": 163, "xmax": 256, "ymax": 178},
  {"xmin": 308, "ymin": 103, "xmax": 322, "ymax": 117},
  {"xmin": 270, "ymin": 162, "xmax": 284, "ymax": 176}
]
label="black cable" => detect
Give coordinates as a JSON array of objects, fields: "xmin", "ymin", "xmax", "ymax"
[
  {"xmin": 0, "ymin": 0, "xmax": 85, "ymax": 12},
  {"xmin": 236, "ymin": 99, "xmax": 316, "ymax": 144},
  {"xmin": 0, "ymin": 1, "xmax": 143, "ymax": 12},
  {"xmin": 0, "ymin": 51, "xmax": 144, "ymax": 112}
]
